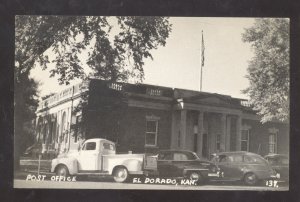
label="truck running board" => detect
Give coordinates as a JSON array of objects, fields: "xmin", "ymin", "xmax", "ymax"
[{"xmin": 77, "ymin": 172, "xmax": 109, "ymax": 175}]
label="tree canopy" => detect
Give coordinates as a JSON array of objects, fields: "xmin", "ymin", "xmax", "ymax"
[
  {"xmin": 14, "ymin": 16, "xmax": 171, "ymax": 168},
  {"xmin": 15, "ymin": 16, "xmax": 171, "ymax": 84},
  {"xmin": 242, "ymin": 18, "xmax": 289, "ymax": 123}
]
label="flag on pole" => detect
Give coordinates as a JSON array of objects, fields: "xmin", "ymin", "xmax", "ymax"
[
  {"xmin": 201, "ymin": 31, "xmax": 205, "ymax": 67},
  {"xmin": 200, "ymin": 30, "xmax": 205, "ymax": 91}
]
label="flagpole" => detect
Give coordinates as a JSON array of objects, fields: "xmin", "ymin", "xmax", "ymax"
[
  {"xmin": 200, "ymin": 30, "xmax": 204, "ymax": 92},
  {"xmin": 200, "ymin": 61, "xmax": 203, "ymax": 91}
]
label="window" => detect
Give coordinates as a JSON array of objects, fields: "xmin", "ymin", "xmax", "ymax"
[
  {"xmin": 82, "ymin": 142, "xmax": 96, "ymax": 151},
  {"xmin": 174, "ymin": 153, "xmax": 188, "ymax": 161},
  {"xmin": 219, "ymin": 155, "xmax": 229, "ymax": 163},
  {"xmin": 158, "ymin": 152, "xmax": 173, "ymax": 160},
  {"xmin": 266, "ymin": 157, "xmax": 277, "ymax": 165},
  {"xmin": 244, "ymin": 155, "xmax": 267, "ymax": 165},
  {"xmin": 103, "ymin": 142, "xmax": 115, "ymax": 151},
  {"xmin": 145, "ymin": 120, "xmax": 158, "ymax": 146},
  {"xmin": 269, "ymin": 133, "xmax": 277, "ymax": 154},
  {"xmin": 231, "ymin": 155, "xmax": 243, "ymax": 162},
  {"xmin": 241, "ymin": 130, "xmax": 250, "ymax": 151}
]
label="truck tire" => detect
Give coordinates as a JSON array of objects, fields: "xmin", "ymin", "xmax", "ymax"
[
  {"xmin": 243, "ymin": 172, "xmax": 258, "ymax": 186},
  {"xmin": 56, "ymin": 165, "xmax": 69, "ymax": 177},
  {"xmin": 113, "ymin": 167, "xmax": 129, "ymax": 183}
]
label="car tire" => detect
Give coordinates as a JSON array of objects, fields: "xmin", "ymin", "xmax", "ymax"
[
  {"xmin": 113, "ymin": 167, "xmax": 129, "ymax": 183},
  {"xmin": 56, "ymin": 165, "xmax": 69, "ymax": 177},
  {"xmin": 189, "ymin": 171, "xmax": 204, "ymax": 185},
  {"xmin": 243, "ymin": 172, "xmax": 258, "ymax": 186}
]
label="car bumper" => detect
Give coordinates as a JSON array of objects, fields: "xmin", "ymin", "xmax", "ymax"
[{"xmin": 270, "ymin": 173, "xmax": 280, "ymax": 179}]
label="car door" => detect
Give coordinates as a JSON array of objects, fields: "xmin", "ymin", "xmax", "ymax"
[
  {"xmin": 77, "ymin": 141, "xmax": 99, "ymax": 171},
  {"xmin": 170, "ymin": 152, "xmax": 191, "ymax": 177},
  {"xmin": 216, "ymin": 154, "xmax": 243, "ymax": 180},
  {"xmin": 157, "ymin": 152, "xmax": 175, "ymax": 177}
]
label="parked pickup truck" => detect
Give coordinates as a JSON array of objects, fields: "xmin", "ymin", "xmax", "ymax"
[{"xmin": 51, "ymin": 138, "xmax": 220, "ymax": 183}]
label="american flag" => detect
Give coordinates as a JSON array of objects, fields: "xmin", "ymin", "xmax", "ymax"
[{"xmin": 201, "ymin": 31, "xmax": 205, "ymax": 67}]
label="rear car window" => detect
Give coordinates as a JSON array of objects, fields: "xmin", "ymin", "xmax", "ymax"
[
  {"xmin": 103, "ymin": 142, "xmax": 115, "ymax": 151},
  {"xmin": 174, "ymin": 153, "xmax": 188, "ymax": 161},
  {"xmin": 266, "ymin": 157, "xmax": 277, "ymax": 165},
  {"xmin": 245, "ymin": 155, "xmax": 267, "ymax": 164}
]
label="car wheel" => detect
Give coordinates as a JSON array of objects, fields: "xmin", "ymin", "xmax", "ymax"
[
  {"xmin": 113, "ymin": 167, "xmax": 129, "ymax": 183},
  {"xmin": 56, "ymin": 165, "xmax": 69, "ymax": 177},
  {"xmin": 243, "ymin": 172, "xmax": 258, "ymax": 186},
  {"xmin": 189, "ymin": 172, "xmax": 204, "ymax": 184}
]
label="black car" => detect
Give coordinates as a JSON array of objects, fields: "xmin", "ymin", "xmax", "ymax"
[
  {"xmin": 211, "ymin": 151, "xmax": 278, "ymax": 185},
  {"xmin": 156, "ymin": 150, "xmax": 219, "ymax": 184},
  {"xmin": 264, "ymin": 154, "xmax": 289, "ymax": 182}
]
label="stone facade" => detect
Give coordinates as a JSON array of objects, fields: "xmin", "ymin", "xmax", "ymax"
[{"xmin": 34, "ymin": 79, "xmax": 289, "ymax": 159}]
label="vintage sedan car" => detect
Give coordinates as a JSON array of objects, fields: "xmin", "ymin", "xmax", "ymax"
[
  {"xmin": 155, "ymin": 150, "xmax": 220, "ymax": 184},
  {"xmin": 211, "ymin": 151, "xmax": 279, "ymax": 185},
  {"xmin": 264, "ymin": 154, "xmax": 289, "ymax": 181}
]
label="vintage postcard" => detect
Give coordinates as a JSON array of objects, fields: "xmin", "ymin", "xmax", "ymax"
[{"xmin": 14, "ymin": 16, "xmax": 289, "ymax": 190}]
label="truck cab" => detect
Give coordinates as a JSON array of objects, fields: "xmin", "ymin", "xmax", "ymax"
[
  {"xmin": 76, "ymin": 139, "xmax": 115, "ymax": 171},
  {"xmin": 51, "ymin": 138, "xmax": 144, "ymax": 182}
]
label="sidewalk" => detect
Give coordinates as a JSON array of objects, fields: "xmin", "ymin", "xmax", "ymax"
[{"xmin": 14, "ymin": 170, "xmax": 54, "ymax": 180}]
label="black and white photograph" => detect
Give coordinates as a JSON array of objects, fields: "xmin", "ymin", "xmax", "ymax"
[{"xmin": 14, "ymin": 16, "xmax": 290, "ymax": 190}]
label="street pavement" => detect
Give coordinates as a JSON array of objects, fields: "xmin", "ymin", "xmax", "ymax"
[
  {"xmin": 14, "ymin": 171, "xmax": 288, "ymax": 191},
  {"xmin": 13, "ymin": 179, "xmax": 288, "ymax": 190}
]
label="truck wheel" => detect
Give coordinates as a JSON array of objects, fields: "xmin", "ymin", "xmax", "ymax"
[
  {"xmin": 243, "ymin": 172, "xmax": 257, "ymax": 186},
  {"xmin": 56, "ymin": 165, "xmax": 69, "ymax": 177},
  {"xmin": 189, "ymin": 172, "xmax": 203, "ymax": 184},
  {"xmin": 113, "ymin": 167, "xmax": 129, "ymax": 183}
]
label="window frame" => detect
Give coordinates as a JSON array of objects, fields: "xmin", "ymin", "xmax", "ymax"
[
  {"xmin": 268, "ymin": 132, "xmax": 278, "ymax": 154},
  {"xmin": 145, "ymin": 116, "xmax": 159, "ymax": 147},
  {"xmin": 241, "ymin": 129, "xmax": 250, "ymax": 151},
  {"xmin": 82, "ymin": 142, "xmax": 96, "ymax": 151}
]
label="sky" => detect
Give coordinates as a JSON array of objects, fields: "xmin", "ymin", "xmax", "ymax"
[{"xmin": 30, "ymin": 17, "xmax": 255, "ymax": 99}]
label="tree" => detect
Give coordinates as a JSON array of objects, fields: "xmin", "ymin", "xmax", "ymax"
[
  {"xmin": 14, "ymin": 73, "xmax": 39, "ymax": 169},
  {"xmin": 242, "ymin": 18, "xmax": 289, "ymax": 123},
  {"xmin": 15, "ymin": 16, "xmax": 171, "ymax": 84},
  {"xmin": 14, "ymin": 16, "xmax": 171, "ymax": 168}
]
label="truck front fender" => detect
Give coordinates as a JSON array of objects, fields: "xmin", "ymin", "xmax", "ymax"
[{"xmin": 51, "ymin": 157, "xmax": 78, "ymax": 175}]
